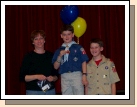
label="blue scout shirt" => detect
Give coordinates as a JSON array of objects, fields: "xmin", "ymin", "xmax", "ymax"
[{"xmin": 52, "ymin": 44, "xmax": 89, "ymax": 74}]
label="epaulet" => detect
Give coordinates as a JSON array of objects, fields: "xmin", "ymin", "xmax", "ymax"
[
  {"xmin": 109, "ymin": 59, "xmax": 113, "ymax": 62},
  {"xmin": 71, "ymin": 43, "xmax": 79, "ymax": 47},
  {"xmin": 107, "ymin": 58, "xmax": 114, "ymax": 63},
  {"xmin": 72, "ymin": 44, "xmax": 86, "ymax": 54}
]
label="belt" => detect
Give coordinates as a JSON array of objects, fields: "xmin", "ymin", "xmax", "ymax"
[
  {"xmin": 67, "ymin": 71, "xmax": 73, "ymax": 73},
  {"xmin": 66, "ymin": 71, "xmax": 80, "ymax": 73}
]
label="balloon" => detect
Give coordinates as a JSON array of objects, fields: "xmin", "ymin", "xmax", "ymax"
[
  {"xmin": 71, "ymin": 17, "xmax": 87, "ymax": 38},
  {"xmin": 60, "ymin": 5, "xmax": 79, "ymax": 24}
]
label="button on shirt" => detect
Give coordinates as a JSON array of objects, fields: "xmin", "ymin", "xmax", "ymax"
[{"xmin": 52, "ymin": 42, "xmax": 89, "ymax": 74}]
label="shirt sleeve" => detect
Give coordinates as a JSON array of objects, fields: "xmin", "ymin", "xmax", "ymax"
[
  {"xmin": 109, "ymin": 60, "xmax": 120, "ymax": 84},
  {"xmin": 19, "ymin": 54, "xmax": 30, "ymax": 82},
  {"xmin": 78, "ymin": 45, "xmax": 89, "ymax": 63},
  {"xmin": 52, "ymin": 49, "xmax": 60, "ymax": 64}
]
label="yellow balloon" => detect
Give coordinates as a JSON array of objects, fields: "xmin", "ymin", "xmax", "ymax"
[{"xmin": 71, "ymin": 17, "xmax": 87, "ymax": 38}]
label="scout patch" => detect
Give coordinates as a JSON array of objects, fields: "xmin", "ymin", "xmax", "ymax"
[
  {"xmin": 110, "ymin": 59, "xmax": 117, "ymax": 72},
  {"xmin": 105, "ymin": 66, "xmax": 108, "ymax": 69},
  {"xmin": 112, "ymin": 66, "xmax": 117, "ymax": 72},
  {"xmin": 73, "ymin": 57, "xmax": 78, "ymax": 61},
  {"xmin": 80, "ymin": 48, "xmax": 86, "ymax": 54}
]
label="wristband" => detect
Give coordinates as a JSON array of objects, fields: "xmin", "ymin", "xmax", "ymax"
[
  {"xmin": 82, "ymin": 73, "xmax": 87, "ymax": 76},
  {"xmin": 56, "ymin": 60, "xmax": 61, "ymax": 63},
  {"xmin": 56, "ymin": 56, "xmax": 62, "ymax": 63}
]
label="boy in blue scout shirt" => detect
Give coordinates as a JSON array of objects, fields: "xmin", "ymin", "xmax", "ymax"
[
  {"xmin": 85, "ymin": 38, "xmax": 120, "ymax": 95},
  {"xmin": 52, "ymin": 25, "xmax": 89, "ymax": 95}
]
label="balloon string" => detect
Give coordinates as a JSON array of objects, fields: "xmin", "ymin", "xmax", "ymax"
[{"xmin": 77, "ymin": 37, "xmax": 79, "ymax": 44}]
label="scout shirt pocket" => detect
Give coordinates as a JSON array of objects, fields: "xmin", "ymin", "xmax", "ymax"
[
  {"xmin": 87, "ymin": 65, "xmax": 96, "ymax": 85},
  {"xmin": 101, "ymin": 73, "xmax": 111, "ymax": 94},
  {"xmin": 87, "ymin": 71, "xmax": 94, "ymax": 83},
  {"xmin": 100, "ymin": 66, "xmax": 110, "ymax": 86},
  {"xmin": 69, "ymin": 49, "xmax": 80, "ymax": 70},
  {"xmin": 99, "ymin": 65, "xmax": 112, "ymax": 94},
  {"xmin": 87, "ymin": 65, "xmax": 97, "ymax": 94}
]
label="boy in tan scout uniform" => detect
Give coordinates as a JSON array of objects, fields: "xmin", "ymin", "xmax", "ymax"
[{"xmin": 85, "ymin": 38, "xmax": 120, "ymax": 95}]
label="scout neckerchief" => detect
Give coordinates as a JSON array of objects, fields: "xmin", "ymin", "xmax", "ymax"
[{"xmin": 62, "ymin": 41, "xmax": 77, "ymax": 62}]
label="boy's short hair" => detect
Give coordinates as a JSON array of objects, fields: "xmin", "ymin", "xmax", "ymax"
[
  {"xmin": 31, "ymin": 30, "xmax": 46, "ymax": 42},
  {"xmin": 90, "ymin": 38, "xmax": 104, "ymax": 47},
  {"xmin": 60, "ymin": 24, "xmax": 74, "ymax": 34}
]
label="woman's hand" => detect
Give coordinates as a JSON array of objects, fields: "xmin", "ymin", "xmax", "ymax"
[
  {"xmin": 35, "ymin": 74, "xmax": 46, "ymax": 81},
  {"xmin": 46, "ymin": 76, "xmax": 58, "ymax": 82}
]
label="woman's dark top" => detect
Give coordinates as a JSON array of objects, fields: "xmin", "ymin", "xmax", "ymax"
[{"xmin": 19, "ymin": 51, "xmax": 59, "ymax": 91}]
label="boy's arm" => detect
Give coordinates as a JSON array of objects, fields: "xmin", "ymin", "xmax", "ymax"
[
  {"xmin": 85, "ymin": 86, "xmax": 88, "ymax": 95},
  {"xmin": 111, "ymin": 83, "xmax": 116, "ymax": 95},
  {"xmin": 54, "ymin": 50, "xmax": 67, "ymax": 69},
  {"xmin": 82, "ymin": 61, "xmax": 88, "ymax": 86},
  {"xmin": 82, "ymin": 61, "xmax": 87, "ymax": 74},
  {"xmin": 54, "ymin": 55, "xmax": 62, "ymax": 69}
]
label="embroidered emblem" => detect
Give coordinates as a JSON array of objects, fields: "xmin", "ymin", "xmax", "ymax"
[
  {"xmin": 105, "ymin": 66, "xmax": 108, "ymax": 69},
  {"xmin": 112, "ymin": 66, "xmax": 117, "ymax": 72},
  {"xmin": 110, "ymin": 59, "xmax": 113, "ymax": 62},
  {"xmin": 80, "ymin": 48, "xmax": 86, "ymax": 54},
  {"xmin": 73, "ymin": 57, "xmax": 78, "ymax": 61}
]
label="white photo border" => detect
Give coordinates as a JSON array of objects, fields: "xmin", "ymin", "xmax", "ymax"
[{"xmin": 1, "ymin": 1, "xmax": 129, "ymax": 100}]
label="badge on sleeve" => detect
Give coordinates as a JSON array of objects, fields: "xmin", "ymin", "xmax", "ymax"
[
  {"xmin": 110, "ymin": 59, "xmax": 117, "ymax": 72},
  {"xmin": 112, "ymin": 66, "xmax": 117, "ymax": 72},
  {"xmin": 80, "ymin": 48, "xmax": 86, "ymax": 54}
]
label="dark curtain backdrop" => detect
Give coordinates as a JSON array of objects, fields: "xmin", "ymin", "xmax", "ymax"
[{"xmin": 5, "ymin": 5, "xmax": 125, "ymax": 95}]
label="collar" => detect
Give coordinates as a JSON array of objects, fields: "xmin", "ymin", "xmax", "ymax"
[
  {"xmin": 62, "ymin": 41, "xmax": 77, "ymax": 47},
  {"xmin": 89, "ymin": 55, "xmax": 108, "ymax": 66}
]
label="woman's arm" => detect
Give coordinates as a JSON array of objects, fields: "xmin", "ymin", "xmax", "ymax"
[{"xmin": 25, "ymin": 74, "xmax": 46, "ymax": 82}]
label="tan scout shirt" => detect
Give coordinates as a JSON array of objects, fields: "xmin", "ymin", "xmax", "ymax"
[{"xmin": 87, "ymin": 55, "xmax": 120, "ymax": 95}]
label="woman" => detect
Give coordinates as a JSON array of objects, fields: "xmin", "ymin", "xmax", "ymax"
[{"xmin": 19, "ymin": 30, "xmax": 58, "ymax": 95}]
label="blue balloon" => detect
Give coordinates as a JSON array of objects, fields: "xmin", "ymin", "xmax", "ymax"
[{"xmin": 60, "ymin": 5, "xmax": 79, "ymax": 24}]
